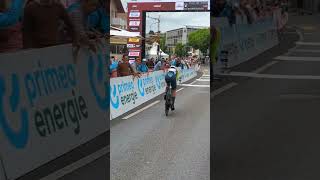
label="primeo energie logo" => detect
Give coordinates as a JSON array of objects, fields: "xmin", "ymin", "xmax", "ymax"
[{"xmin": 0, "ymin": 51, "xmax": 108, "ymax": 149}]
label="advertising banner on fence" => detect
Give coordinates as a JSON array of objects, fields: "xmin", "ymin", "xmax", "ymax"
[
  {"xmin": 212, "ymin": 16, "xmax": 279, "ymax": 73},
  {"xmin": 110, "ymin": 66, "xmax": 198, "ymax": 119},
  {"xmin": 0, "ymin": 44, "xmax": 109, "ymax": 179}
]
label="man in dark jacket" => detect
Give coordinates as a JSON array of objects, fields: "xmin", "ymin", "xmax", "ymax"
[{"xmin": 23, "ymin": 0, "xmax": 78, "ymax": 48}]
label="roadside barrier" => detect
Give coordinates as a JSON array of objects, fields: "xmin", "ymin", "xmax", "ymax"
[
  {"xmin": 0, "ymin": 42, "xmax": 109, "ymax": 179},
  {"xmin": 110, "ymin": 65, "xmax": 200, "ymax": 119},
  {"xmin": 212, "ymin": 16, "xmax": 279, "ymax": 74}
]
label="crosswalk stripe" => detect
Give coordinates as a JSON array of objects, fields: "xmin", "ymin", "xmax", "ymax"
[
  {"xmin": 296, "ymin": 42, "xmax": 320, "ymax": 46},
  {"xmin": 220, "ymin": 72, "xmax": 320, "ymax": 80},
  {"xmin": 274, "ymin": 56, "xmax": 320, "ymax": 61},
  {"xmin": 289, "ymin": 49, "xmax": 320, "ymax": 53}
]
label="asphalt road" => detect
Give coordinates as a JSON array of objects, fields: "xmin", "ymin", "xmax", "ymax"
[
  {"xmin": 111, "ymin": 67, "xmax": 210, "ymax": 180},
  {"xmin": 213, "ymin": 14, "xmax": 320, "ymax": 180}
]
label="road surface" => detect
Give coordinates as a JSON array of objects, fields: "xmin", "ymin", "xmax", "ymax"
[
  {"xmin": 111, "ymin": 66, "xmax": 210, "ymax": 180},
  {"xmin": 213, "ymin": 14, "xmax": 320, "ymax": 180}
]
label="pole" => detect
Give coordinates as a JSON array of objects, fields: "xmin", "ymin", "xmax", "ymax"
[{"xmin": 158, "ymin": 15, "xmax": 160, "ymax": 33}]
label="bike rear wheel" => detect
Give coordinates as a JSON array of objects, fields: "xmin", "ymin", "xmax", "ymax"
[{"xmin": 165, "ymin": 88, "xmax": 172, "ymax": 116}]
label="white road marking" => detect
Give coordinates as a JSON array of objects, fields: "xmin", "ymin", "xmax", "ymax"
[
  {"xmin": 283, "ymin": 32, "xmax": 298, "ymax": 34},
  {"xmin": 289, "ymin": 49, "xmax": 320, "ymax": 53},
  {"xmin": 202, "ymin": 75, "xmax": 210, "ymax": 77},
  {"xmin": 177, "ymin": 88, "xmax": 184, "ymax": 92},
  {"xmin": 40, "ymin": 146, "xmax": 109, "ymax": 180},
  {"xmin": 180, "ymin": 84, "xmax": 210, "ymax": 88},
  {"xmin": 296, "ymin": 41, "xmax": 320, "ymax": 46},
  {"xmin": 190, "ymin": 80, "xmax": 197, "ymax": 85},
  {"xmin": 274, "ymin": 56, "xmax": 320, "ymax": 61},
  {"xmin": 220, "ymin": 72, "xmax": 320, "ymax": 80},
  {"xmin": 252, "ymin": 61, "xmax": 278, "ymax": 73},
  {"xmin": 196, "ymin": 79, "xmax": 210, "ymax": 82},
  {"xmin": 285, "ymin": 46, "xmax": 299, "ymax": 56},
  {"xmin": 122, "ymin": 100, "xmax": 160, "ymax": 120},
  {"xmin": 212, "ymin": 82, "xmax": 238, "ymax": 98},
  {"xmin": 280, "ymin": 94, "xmax": 320, "ymax": 99}
]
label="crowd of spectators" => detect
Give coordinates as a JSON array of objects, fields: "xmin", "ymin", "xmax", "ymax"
[
  {"xmin": 0, "ymin": 0, "xmax": 108, "ymax": 54},
  {"xmin": 212, "ymin": 0, "xmax": 289, "ymax": 27},
  {"xmin": 110, "ymin": 55, "xmax": 200, "ymax": 78}
]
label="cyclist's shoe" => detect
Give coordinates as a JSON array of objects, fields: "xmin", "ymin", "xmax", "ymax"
[
  {"xmin": 171, "ymin": 97, "xmax": 176, "ymax": 110},
  {"xmin": 171, "ymin": 104, "xmax": 175, "ymax": 111}
]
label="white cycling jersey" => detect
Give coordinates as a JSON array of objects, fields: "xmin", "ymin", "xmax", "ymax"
[{"xmin": 168, "ymin": 67, "xmax": 177, "ymax": 74}]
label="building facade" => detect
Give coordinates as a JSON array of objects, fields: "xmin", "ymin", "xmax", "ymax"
[
  {"xmin": 165, "ymin": 26, "xmax": 207, "ymax": 54},
  {"xmin": 110, "ymin": 0, "xmax": 127, "ymax": 29},
  {"xmin": 110, "ymin": 0, "xmax": 127, "ymax": 59}
]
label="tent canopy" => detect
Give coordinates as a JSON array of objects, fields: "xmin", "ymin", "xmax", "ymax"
[
  {"xmin": 110, "ymin": 26, "xmax": 141, "ymax": 38},
  {"xmin": 148, "ymin": 42, "xmax": 169, "ymax": 59}
]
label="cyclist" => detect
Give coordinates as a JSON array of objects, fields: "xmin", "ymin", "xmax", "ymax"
[{"xmin": 164, "ymin": 65, "xmax": 179, "ymax": 110}]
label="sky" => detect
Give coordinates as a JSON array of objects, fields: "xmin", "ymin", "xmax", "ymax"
[
  {"xmin": 121, "ymin": 0, "xmax": 210, "ymax": 33},
  {"xmin": 146, "ymin": 12, "xmax": 210, "ymax": 33}
]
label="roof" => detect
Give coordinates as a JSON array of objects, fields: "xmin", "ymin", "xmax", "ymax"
[
  {"xmin": 165, "ymin": 26, "xmax": 208, "ymax": 33},
  {"xmin": 114, "ymin": 0, "xmax": 125, "ymax": 13},
  {"xmin": 110, "ymin": 26, "xmax": 141, "ymax": 38}
]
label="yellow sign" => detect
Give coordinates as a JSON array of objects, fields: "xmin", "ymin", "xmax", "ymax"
[
  {"xmin": 128, "ymin": 38, "xmax": 140, "ymax": 43},
  {"xmin": 110, "ymin": 37, "xmax": 127, "ymax": 45}
]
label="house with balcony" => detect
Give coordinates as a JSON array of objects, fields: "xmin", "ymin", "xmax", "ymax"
[{"xmin": 110, "ymin": 0, "xmax": 128, "ymax": 59}]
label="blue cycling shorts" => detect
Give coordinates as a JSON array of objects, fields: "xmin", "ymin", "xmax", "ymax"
[{"xmin": 165, "ymin": 72, "xmax": 177, "ymax": 90}]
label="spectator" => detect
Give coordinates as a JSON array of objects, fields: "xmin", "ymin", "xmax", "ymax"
[
  {"xmin": 239, "ymin": 0, "xmax": 254, "ymax": 24},
  {"xmin": 170, "ymin": 58, "xmax": 176, "ymax": 66},
  {"xmin": 137, "ymin": 58, "xmax": 148, "ymax": 73},
  {"xmin": 153, "ymin": 59, "xmax": 162, "ymax": 71},
  {"xmin": 146, "ymin": 57, "xmax": 154, "ymax": 69},
  {"xmin": 87, "ymin": 0, "xmax": 108, "ymax": 34},
  {"xmin": 181, "ymin": 59, "xmax": 186, "ymax": 69},
  {"xmin": 117, "ymin": 56, "xmax": 134, "ymax": 77},
  {"xmin": 164, "ymin": 59, "xmax": 170, "ymax": 69},
  {"xmin": 110, "ymin": 56, "xmax": 118, "ymax": 78},
  {"xmin": 0, "ymin": 0, "xmax": 23, "ymax": 53},
  {"xmin": 23, "ymin": 0, "xmax": 78, "ymax": 49},
  {"xmin": 176, "ymin": 58, "xmax": 182, "ymax": 67},
  {"xmin": 64, "ymin": 0, "xmax": 98, "ymax": 51},
  {"xmin": 0, "ymin": 0, "xmax": 24, "ymax": 28},
  {"xmin": 129, "ymin": 58, "xmax": 138, "ymax": 73},
  {"xmin": 212, "ymin": 0, "xmax": 235, "ymax": 25}
]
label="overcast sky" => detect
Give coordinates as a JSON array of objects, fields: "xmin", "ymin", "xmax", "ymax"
[
  {"xmin": 121, "ymin": 0, "xmax": 210, "ymax": 33},
  {"xmin": 146, "ymin": 12, "xmax": 210, "ymax": 32}
]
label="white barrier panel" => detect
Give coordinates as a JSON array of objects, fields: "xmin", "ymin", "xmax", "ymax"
[
  {"xmin": 110, "ymin": 66, "xmax": 198, "ymax": 119},
  {"xmin": 0, "ymin": 43, "xmax": 109, "ymax": 179},
  {"xmin": 212, "ymin": 17, "xmax": 279, "ymax": 72}
]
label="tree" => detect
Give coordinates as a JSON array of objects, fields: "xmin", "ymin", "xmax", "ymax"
[
  {"xmin": 160, "ymin": 36, "xmax": 167, "ymax": 53},
  {"xmin": 175, "ymin": 43, "xmax": 187, "ymax": 57},
  {"xmin": 188, "ymin": 28, "xmax": 210, "ymax": 55}
]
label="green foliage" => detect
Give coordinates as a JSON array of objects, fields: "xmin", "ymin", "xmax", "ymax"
[
  {"xmin": 175, "ymin": 43, "xmax": 187, "ymax": 57},
  {"xmin": 188, "ymin": 28, "xmax": 210, "ymax": 55}
]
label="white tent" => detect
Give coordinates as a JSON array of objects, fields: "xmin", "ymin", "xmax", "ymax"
[{"xmin": 147, "ymin": 42, "xmax": 169, "ymax": 59}]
